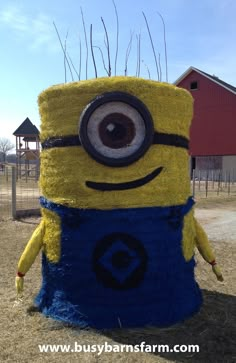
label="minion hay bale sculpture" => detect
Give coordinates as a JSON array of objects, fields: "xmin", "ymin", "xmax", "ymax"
[{"xmin": 16, "ymin": 76, "xmax": 223, "ymax": 328}]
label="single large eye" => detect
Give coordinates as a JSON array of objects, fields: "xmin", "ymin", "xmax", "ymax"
[{"xmin": 79, "ymin": 92, "xmax": 154, "ymax": 167}]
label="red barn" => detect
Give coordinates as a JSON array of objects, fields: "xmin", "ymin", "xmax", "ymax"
[{"xmin": 174, "ymin": 67, "xmax": 236, "ymax": 174}]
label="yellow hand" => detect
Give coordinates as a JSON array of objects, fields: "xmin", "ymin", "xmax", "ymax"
[
  {"xmin": 194, "ymin": 217, "xmax": 224, "ymax": 281},
  {"xmin": 15, "ymin": 276, "xmax": 24, "ymax": 296},
  {"xmin": 16, "ymin": 220, "xmax": 45, "ymax": 294},
  {"xmin": 212, "ymin": 264, "xmax": 224, "ymax": 282}
]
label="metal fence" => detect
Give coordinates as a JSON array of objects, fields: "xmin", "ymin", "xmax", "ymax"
[
  {"xmin": 0, "ymin": 165, "xmax": 40, "ymax": 219},
  {"xmin": 191, "ymin": 169, "xmax": 236, "ymax": 198}
]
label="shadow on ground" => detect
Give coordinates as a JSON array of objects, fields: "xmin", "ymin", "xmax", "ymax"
[
  {"xmin": 103, "ymin": 289, "xmax": 236, "ymax": 363},
  {"xmin": 17, "ymin": 217, "xmax": 40, "ymax": 225}
]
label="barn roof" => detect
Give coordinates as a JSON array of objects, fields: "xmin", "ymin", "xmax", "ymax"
[
  {"xmin": 13, "ymin": 117, "xmax": 40, "ymax": 136},
  {"xmin": 174, "ymin": 66, "xmax": 236, "ymax": 95}
]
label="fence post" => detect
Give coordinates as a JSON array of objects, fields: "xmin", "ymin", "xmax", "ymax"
[
  {"xmin": 228, "ymin": 171, "xmax": 231, "ymax": 196},
  {"xmin": 11, "ymin": 166, "xmax": 17, "ymax": 219},
  {"xmin": 224, "ymin": 170, "xmax": 227, "ymax": 187},
  {"xmin": 217, "ymin": 170, "xmax": 221, "ymax": 196},
  {"xmin": 205, "ymin": 170, "xmax": 209, "ymax": 198},
  {"xmin": 192, "ymin": 169, "xmax": 195, "ymax": 197}
]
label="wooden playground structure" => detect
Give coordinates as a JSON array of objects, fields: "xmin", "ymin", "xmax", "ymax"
[{"xmin": 13, "ymin": 117, "xmax": 40, "ymax": 180}]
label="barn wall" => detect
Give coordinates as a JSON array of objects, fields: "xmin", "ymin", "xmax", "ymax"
[
  {"xmin": 195, "ymin": 156, "xmax": 222, "ymax": 170},
  {"xmin": 190, "ymin": 155, "xmax": 236, "ymax": 181},
  {"xmin": 178, "ymin": 71, "xmax": 236, "ymax": 156},
  {"xmin": 222, "ymin": 155, "xmax": 236, "ymax": 172}
]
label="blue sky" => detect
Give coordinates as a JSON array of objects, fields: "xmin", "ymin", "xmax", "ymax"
[{"xmin": 0, "ymin": 0, "xmax": 235, "ymax": 148}]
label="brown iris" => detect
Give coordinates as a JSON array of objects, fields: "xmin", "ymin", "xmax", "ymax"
[{"xmin": 98, "ymin": 113, "xmax": 136, "ymax": 149}]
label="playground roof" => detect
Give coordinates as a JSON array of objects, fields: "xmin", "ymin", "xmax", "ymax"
[{"xmin": 13, "ymin": 117, "xmax": 39, "ymax": 136}]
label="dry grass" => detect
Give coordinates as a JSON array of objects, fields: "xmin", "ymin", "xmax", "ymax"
[{"xmin": 0, "ymin": 199, "xmax": 235, "ymax": 363}]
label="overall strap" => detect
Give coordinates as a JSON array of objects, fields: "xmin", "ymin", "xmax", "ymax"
[
  {"xmin": 39, "ymin": 196, "xmax": 80, "ymax": 218},
  {"xmin": 182, "ymin": 196, "xmax": 195, "ymax": 215}
]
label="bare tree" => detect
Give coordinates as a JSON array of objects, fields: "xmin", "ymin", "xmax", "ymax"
[{"xmin": 0, "ymin": 138, "xmax": 15, "ymax": 163}]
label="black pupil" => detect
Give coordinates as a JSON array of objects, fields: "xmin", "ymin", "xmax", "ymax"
[
  {"xmin": 99, "ymin": 112, "xmax": 135, "ymax": 149},
  {"xmin": 106, "ymin": 122, "xmax": 126, "ymax": 141},
  {"xmin": 111, "ymin": 251, "xmax": 132, "ymax": 268}
]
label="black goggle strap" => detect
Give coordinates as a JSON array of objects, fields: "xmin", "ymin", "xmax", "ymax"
[
  {"xmin": 153, "ymin": 133, "xmax": 189, "ymax": 149},
  {"xmin": 41, "ymin": 135, "xmax": 81, "ymax": 149},
  {"xmin": 41, "ymin": 132, "xmax": 189, "ymax": 150}
]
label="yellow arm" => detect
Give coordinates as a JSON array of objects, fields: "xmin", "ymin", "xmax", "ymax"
[
  {"xmin": 194, "ymin": 217, "xmax": 223, "ymax": 281},
  {"xmin": 16, "ymin": 220, "xmax": 45, "ymax": 296}
]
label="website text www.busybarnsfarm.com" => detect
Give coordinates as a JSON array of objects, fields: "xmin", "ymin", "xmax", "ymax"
[{"xmin": 38, "ymin": 341, "xmax": 200, "ymax": 355}]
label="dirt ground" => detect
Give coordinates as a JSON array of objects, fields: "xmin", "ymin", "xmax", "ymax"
[
  {"xmin": 0, "ymin": 197, "xmax": 235, "ymax": 363},
  {"xmin": 195, "ymin": 197, "xmax": 236, "ymax": 242}
]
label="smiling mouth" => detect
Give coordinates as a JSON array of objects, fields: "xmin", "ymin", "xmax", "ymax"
[{"xmin": 85, "ymin": 166, "xmax": 163, "ymax": 191}]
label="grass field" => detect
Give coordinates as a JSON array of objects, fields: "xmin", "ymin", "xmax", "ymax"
[{"xmin": 0, "ymin": 198, "xmax": 235, "ymax": 363}]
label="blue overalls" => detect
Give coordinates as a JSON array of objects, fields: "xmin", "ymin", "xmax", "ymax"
[{"xmin": 35, "ymin": 196, "xmax": 202, "ymax": 329}]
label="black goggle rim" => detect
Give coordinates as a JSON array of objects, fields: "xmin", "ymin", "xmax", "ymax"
[{"xmin": 78, "ymin": 91, "xmax": 154, "ymax": 167}]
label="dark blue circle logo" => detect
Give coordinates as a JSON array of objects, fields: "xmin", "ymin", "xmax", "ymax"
[{"xmin": 93, "ymin": 233, "xmax": 148, "ymax": 290}]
